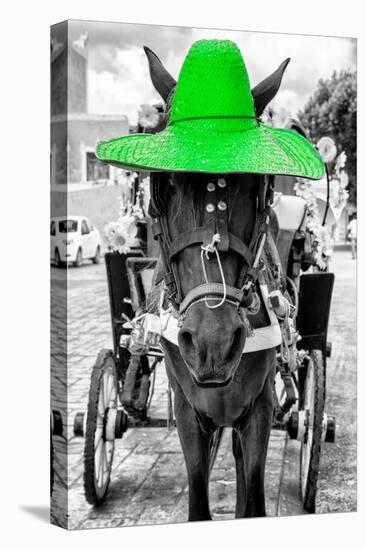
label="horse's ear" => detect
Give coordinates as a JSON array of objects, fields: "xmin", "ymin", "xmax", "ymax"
[
  {"xmin": 143, "ymin": 46, "xmax": 176, "ymax": 103},
  {"xmin": 286, "ymin": 118, "xmax": 309, "ymax": 140},
  {"xmin": 252, "ymin": 58, "xmax": 291, "ymax": 117}
]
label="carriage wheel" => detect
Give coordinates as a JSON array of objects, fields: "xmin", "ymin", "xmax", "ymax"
[
  {"xmin": 50, "ymin": 427, "xmax": 54, "ymax": 496},
  {"xmin": 84, "ymin": 349, "xmax": 118, "ymax": 506},
  {"xmin": 300, "ymin": 349, "xmax": 325, "ymax": 513}
]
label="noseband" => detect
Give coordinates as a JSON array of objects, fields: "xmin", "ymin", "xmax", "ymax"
[{"xmin": 149, "ymin": 173, "xmax": 274, "ymax": 322}]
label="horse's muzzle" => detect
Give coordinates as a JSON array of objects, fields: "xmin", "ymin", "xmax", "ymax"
[
  {"xmin": 178, "ymin": 303, "xmax": 246, "ymax": 387},
  {"xmin": 188, "ymin": 369, "xmax": 234, "ymax": 388}
]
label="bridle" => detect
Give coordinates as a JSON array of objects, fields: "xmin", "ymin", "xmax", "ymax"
[{"xmin": 149, "ymin": 172, "xmax": 274, "ymax": 323}]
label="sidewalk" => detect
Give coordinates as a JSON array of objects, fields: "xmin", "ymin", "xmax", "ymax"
[{"xmin": 50, "ymin": 247, "xmax": 357, "ymax": 528}]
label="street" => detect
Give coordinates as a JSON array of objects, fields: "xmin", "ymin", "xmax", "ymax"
[{"xmin": 51, "ymin": 248, "xmax": 356, "ymax": 529}]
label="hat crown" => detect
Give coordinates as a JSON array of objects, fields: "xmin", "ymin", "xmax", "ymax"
[{"xmin": 169, "ymin": 40, "xmax": 256, "ymax": 124}]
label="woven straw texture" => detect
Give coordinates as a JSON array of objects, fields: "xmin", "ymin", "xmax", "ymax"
[{"xmin": 96, "ymin": 40, "xmax": 324, "ymax": 180}]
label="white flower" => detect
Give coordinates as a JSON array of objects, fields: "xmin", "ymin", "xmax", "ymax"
[
  {"xmin": 308, "ymin": 222, "xmax": 333, "ymax": 270},
  {"xmin": 104, "ymin": 214, "xmax": 138, "ymax": 254},
  {"xmin": 294, "ymin": 176, "xmax": 334, "ymax": 270},
  {"xmin": 138, "ymin": 104, "xmax": 159, "ymax": 129}
]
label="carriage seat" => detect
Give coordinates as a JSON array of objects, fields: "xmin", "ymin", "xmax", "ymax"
[{"xmin": 272, "ymin": 194, "xmax": 307, "ymax": 274}]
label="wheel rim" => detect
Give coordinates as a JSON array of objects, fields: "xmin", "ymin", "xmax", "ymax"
[
  {"xmin": 300, "ymin": 358, "xmax": 315, "ymax": 499},
  {"xmin": 94, "ymin": 361, "xmax": 117, "ymax": 498}
]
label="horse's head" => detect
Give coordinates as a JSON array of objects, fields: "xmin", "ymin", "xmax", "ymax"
[
  {"xmin": 145, "ymin": 46, "xmax": 290, "ymax": 387},
  {"xmin": 160, "ymin": 172, "xmax": 260, "ymax": 386}
]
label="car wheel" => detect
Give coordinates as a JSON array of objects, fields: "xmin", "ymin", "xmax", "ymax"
[
  {"xmin": 92, "ymin": 245, "xmax": 101, "ymax": 264},
  {"xmin": 75, "ymin": 248, "xmax": 83, "ymax": 267}
]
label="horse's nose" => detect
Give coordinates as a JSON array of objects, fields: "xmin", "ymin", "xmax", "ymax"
[{"xmin": 178, "ymin": 309, "xmax": 246, "ymax": 385}]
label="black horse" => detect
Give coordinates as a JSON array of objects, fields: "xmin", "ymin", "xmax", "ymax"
[{"xmin": 145, "ymin": 46, "xmax": 289, "ymax": 520}]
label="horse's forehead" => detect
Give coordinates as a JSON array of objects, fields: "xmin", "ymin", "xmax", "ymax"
[
  {"xmin": 167, "ymin": 173, "xmax": 258, "ymax": 236},
  {"xmin": 172, "ymin": 173, "xmax": 258, "ymax": 187},
  {"xmin": 171, "ymin": 173, "xmax": 258, "ymax": 209}
]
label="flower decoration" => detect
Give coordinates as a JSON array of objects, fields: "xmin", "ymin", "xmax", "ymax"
[
  {"xmin": 138, "ymin": 104, "xmax": 159, "ymax": 129},
  {"xmin": 131, "ymin": 190, "xmax": 145, "ymax": 219},
  {"xmin": 104, "ymin": 213, "xmax": 138, "ymax": 254},
  {"xmin": 307, "ymin": 222, "xmax": 333, "ymax": 271},
  {"xmin": 294, "ymin": 177, "xmax": 334, "ymax": 270}
]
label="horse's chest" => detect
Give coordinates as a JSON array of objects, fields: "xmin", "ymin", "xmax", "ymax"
[{"xmin": 194, "ymin": 390, "xmax": 247, "ymax": 426}]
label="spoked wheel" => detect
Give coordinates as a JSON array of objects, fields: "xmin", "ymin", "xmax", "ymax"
[
  {"xmin": 84, "ymin": 349, "xmax": 119, "ymax": 506},
  {"xmin": 300, "ymin": 349, "xmax": 325, "ymax": 513},
  {"xmin": 50, "ymin": 427, "xmax": 54, "ymax": 496}
]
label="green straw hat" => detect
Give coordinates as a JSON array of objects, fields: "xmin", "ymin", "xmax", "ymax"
[{"xmin": 96, "ymin": 39, "xmax": 324, "ymax": 179}]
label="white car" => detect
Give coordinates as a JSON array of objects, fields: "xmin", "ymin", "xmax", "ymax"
[{"xmin": 51, "ymin": 216, "xmax": 102, "ymax": 267}]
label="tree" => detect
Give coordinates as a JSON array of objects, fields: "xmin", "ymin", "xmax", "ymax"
[{"xmin": 298, "ymin": 70, "xmax": 357, "ymax": 205}]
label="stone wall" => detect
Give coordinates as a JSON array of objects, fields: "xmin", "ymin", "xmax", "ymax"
[
  {"xmin": 67, "ymin": 117, "xmax": 128, "ymax": 185},
  {"xmin": 51, "ymin": 185, "xmax": 123, "ymax": 244}
]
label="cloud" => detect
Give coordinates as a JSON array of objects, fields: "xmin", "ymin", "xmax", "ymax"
[
  {"xmin": 88, "ymin": 45, "xmax": 162, "ymax": 123},
  {"xmin": 69, "ymin": 20, "xmax": 192, "ymax": 75},
  {"xmin": 73, "ymin": 21, "xmax": 356, "ymax": 124},
  {"xmin": 190, "ymin": 27, "xmax": 356, "ymax": 115}
]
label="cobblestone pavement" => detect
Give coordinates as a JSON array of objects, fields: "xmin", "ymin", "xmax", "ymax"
[{"xmin": 50, "ymin": 248, "xmax": 356, "ymax": 529}]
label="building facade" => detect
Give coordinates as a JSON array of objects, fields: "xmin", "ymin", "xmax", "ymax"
[{"xmin": 51, "ymin": 24, "xmax": 129, "ymax": 188}]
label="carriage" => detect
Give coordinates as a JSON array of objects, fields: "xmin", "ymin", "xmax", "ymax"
[
  {"xmin": 73, "ymin": 191, "xmax": 336, "ymax": 513},
  {"xmin": 71, "ymin": 38, "xmax": 338, "ymax": 519}
]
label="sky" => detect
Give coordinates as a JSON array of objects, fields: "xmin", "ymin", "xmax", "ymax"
[{"xmin": 66, "ymin": 20, "xmax": 357, "ymax": 125}]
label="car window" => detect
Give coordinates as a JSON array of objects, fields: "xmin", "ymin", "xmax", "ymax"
[
  {"xmin": 50, "ymin": 221, "xmax": 56, "ymax": 236},
  {"xmin": 81, "ymin": 220, "xmax": 90, "ymax": 235},
  {"xmin": 59, "ymin": 220, "xmax": 78, "ymax": 233}
]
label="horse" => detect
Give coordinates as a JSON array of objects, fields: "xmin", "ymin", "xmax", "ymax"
[{"xmin": 143, "ymin": 46, "xmax": 290, "ymax": 521}]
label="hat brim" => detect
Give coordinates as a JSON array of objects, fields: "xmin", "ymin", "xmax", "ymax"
[{"xmin": 96, "ymin": 123, "xmax": 324, "ymax": 180}]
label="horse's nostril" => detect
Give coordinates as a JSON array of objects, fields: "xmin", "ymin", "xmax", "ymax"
[{"xmin": 179, "ymin": 328, "xmax": 208, "ymax": 364}]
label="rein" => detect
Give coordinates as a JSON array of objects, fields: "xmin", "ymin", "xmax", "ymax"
[
  {"xmin": 149, "ymin": 173, "xmax": 274, "ymax": 322},
  {"xmin": 200, "ymin": 233, "xmax": 227, "ymax": 309}
]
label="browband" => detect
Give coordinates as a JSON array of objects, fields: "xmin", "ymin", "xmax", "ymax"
[
  {"xmin": 179, "ymin": 283, "xmax": 244, "ymax": 316},
  {"xmin": 168, "ymin": 227, "xmax": 254, "ymax": 266}
]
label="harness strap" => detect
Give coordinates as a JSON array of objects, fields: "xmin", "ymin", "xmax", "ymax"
[
  {"xmin": 168, "ymin": 227, "xmax": 254, "ymax": 266},
  {"xmin": 151, "ymin": 217, "xmax": 179, "ymax": 305},
  {"xmin": 151, "ymin": 219, "xmax": 163, "ymax": 239},
  {"xmin": 149, "ymin": 173, "xmax": 275, "ymax": 313},
  {"xmin": 179, "ymin": 283, "xmax": 244, "ymax": 315}
]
